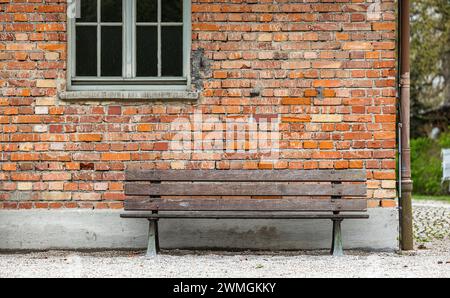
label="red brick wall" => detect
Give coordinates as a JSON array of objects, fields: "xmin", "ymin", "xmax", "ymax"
[{"xmin": 0, "ymin": 0, "xmax": 398, "ymax": 209}]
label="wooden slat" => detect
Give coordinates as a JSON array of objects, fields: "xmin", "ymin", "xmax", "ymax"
[
  {"xmin": 124, "ymin": 198, "xmax": 368, "ymax": 212},
  {"xmin": 125, "ymin": 182, "xmax": 366, "ymax": 197},
  {"xmin": 126, "ymin": 170, "xmax": 366, "ymax": 182},
  {"xmin": 120, "ymin": 212, "xmax": 369, "ymax": 219}
]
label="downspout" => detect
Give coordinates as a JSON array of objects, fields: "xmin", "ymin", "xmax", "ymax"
[{"xmin": 399, "ymin": 0, "xmax": 414, "ymax": 250}]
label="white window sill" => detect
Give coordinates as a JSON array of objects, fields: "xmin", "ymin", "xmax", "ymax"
[{"xmin": 59, "ymin": 90, "xmax": 200, "ymax": 100}]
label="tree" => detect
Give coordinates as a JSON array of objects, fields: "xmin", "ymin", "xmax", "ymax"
[{"xmin": 411, "ymin": 0, "xmax": 450, "ymax": 135}]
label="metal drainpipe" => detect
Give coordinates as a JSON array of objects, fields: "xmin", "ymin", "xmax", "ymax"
[{"xmin": 399, "ymin": 0, "xmax": 414, "ymax": 250}]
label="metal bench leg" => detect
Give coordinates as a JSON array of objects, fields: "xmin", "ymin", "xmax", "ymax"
[
  {"xmin": 331, "ymin": 219, "xmax": 344, "ymax": 256},
  {"xmin": 146, "ymin": 219, "xmax": 159, "ymax": 258}
]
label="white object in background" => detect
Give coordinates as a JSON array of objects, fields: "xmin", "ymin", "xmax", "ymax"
[
  {"xmin": 430, "ymin": 127, "xmax": 441, "ymax": 140},
  {"xmin": 442, "ymin": 149, "xmax": 450, "ymax": 184}
]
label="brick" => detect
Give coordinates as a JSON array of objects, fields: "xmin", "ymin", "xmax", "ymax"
[
  {"xmin": 375, "ymin": 115, "xmax": 396, "ymax": 123},
  {"xmin": 381, "ymin": 180, "xmax": 397, "ymax": 189},
  {"xmin": 108, "ymin": 106, "xmax": 122, "ymax": 115},
  {"xmin": 311, "ymin": 114, "xmax": 343, "ymax": 123},
  {"xmin": 36, "ymin": 79, "xmax": 56, "ymax": 88},
  {"xmin": 101, "ymin": 153, "xmax": 131, "ymax": 161},
  {"xmin": 35, "ymin": 97, "xmax": 56, "ymax": 106},
  {"xmin": 11, "ymin": 153, "xmax": 40, "ymax": 161},
  {"xmin": 281, "ymin": 116, "xmax": 311, "ymax": 123},
  {"xmin": 213, "ymin": 71, "xmax": 228, "ymax": 79},
  {"xmin": 137, "ymin": 124, "xmax": 154, "ymax": 132},
  {"xmin": 17, "ymin": 182, "xmax": 33, "ymax": 191},
  {"xmin": 42, "ymin": 172, "xmax": 71, "ymax": 181},
  {"xmin": 94, "ymin": 183, "xmax": 109, "ymax": 191},
  {"xmin": 373, "ymin": 23, "xmax": 396, "ymax": 31},
  {"xmin": 281, "ymin": 98, "xmax": 311, "ymax": 105},
  {"xmin": 35, "ymin": 106, "xmax": 48, "ymax": 115},
  {"xmin": 257, "ymin": 33, "xmax": 272, "ymax": 41},
  {"xmin": 319, "ymin": 141, "xmax": 334, "ymax": 149},
  {"xmin": 342, "ymin": 42, "xmax": 373, "ymax": 50},
  {"xmin": 381, "ymin": 199, "xmax": 397, "ymax": 207},
  {"xmin": 349, "ymin": 160, "xmax": 364, "ymax": 169},
  {"xmin": 154, "ymin": 142, "xmax": 169, "ymax": 151},
  {"xmin": 73, "ymin": 193, "xmax": 102, "ymax": 201},
  {"xmin": 312, "ymin": 61, "xmax": 343, "ymax": 69},
  {"xmin": 0, "ymin": 0, "xmax": 398, "ymax": 211},
  {"xmin": 170, "ymin": 161, "xmax": 186, "ymax": 169},
  {"xmin": 33, "ymin": 125, "xmax": 47, "ymax": 133},
  {"xmin": 2, "ymin": 163, "xmax": 17, "ymax": 171},
  {"xmin": 45, "ymin": 52, "xmax": 59, "ymax": 60},
  {"xmin": 46, "ymin": 181, "xmax": 62, "ymax": 191},
  {"xmin": 75, "ymin": 134, "xmax": 103, "ymax": 142},
  {"xmin": 367, "ymin": 200, "xmax": 381, "ymax": 208},
  {"xmin": 303, "ymin": 141, "xmax": 317, "ymax": 149},
  {"xmin": 41, "ymin": 192, "xmax": 72, "ymax": 201}
]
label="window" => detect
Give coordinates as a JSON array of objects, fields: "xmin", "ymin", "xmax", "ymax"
[{"xmin": 67, "ymin": 0, "xmax": 191, "ymax": 91}]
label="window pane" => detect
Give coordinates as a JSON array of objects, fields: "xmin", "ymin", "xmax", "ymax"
[
  {"xmin": 161, "ymin": 26, "xmax": 183, "ymax": 76},
  {"xmin": 162, "ymin": 0, "xmax": 183, "ymax": 23},
  {"xmin": 136, "ymin": 26, "xmax": 158, "ymax": 77},
  {"xmin": 77, "ymin": 0, "xmax": 97, "ymax": 23},
  {"xmin": 76, "ymin": 26, "xmax": 97, "ymax": 76},
  {"xmin": 101, "ymin": 0, "xmax": 122, "ymax": 22},
  {"xmin": 101, "ymin": 26, "xmax": 122, "ymax": 76},
  {"xmin": 137, "ymin": 0, "xmax": 157, "ymax": 22}
]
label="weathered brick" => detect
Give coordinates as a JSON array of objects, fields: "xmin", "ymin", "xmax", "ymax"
[
  {"xmin": 72, "ymin": 193, "xmax": 102, "ymax": 201},
  {"xmin": 381, "ymin": 199, "xmax": 397, "ymax": 207},
  {"xmin": 36, "ymin": 79, "xmax": 56, "ymax": 88},
  {"xmin": 311, "ymin": 114, "xmax": 343, "ymax": 123},
  {"xmin": 41, "ymin": 192, "xmax": 72, "ymax": 201},
  {"xmin": 75, "ymin": 134, "xmax": 103, "ymax": 142},
  {"xmin": 101, "ymin": 153, "xmax": 131, "ymax": 161},
  {"xmin": 0, "ymin": 0, "xmax": 398, "ymax": 210}
]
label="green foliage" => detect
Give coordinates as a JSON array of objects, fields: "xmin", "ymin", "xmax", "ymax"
[
  {"xmin": 411, "ymin": 131, "xmax": 450, "ymax": 195},
  {"xmin": 411, "ymin": 0, "xmax": 450, "ymax": 136},
  {"xmin": 413, "ymin": 194, "xmax": 450, "ymax": 202},
  {"xmin": 437, "ymin": 131, "xmax": 450, "ymax": 148}
]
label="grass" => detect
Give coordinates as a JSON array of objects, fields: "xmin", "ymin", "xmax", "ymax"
[{"xmin": 413, "ymin": 195, "xmax": 450, "ymax": 202}]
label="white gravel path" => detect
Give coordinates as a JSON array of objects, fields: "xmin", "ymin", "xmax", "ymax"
[
  {"xmin": 0, "ymin": 245, "xmax": 449, "ymax": 278},
  {"xmin": 1, "ymin": 201, "xmax": 449, "ymax": 278}
]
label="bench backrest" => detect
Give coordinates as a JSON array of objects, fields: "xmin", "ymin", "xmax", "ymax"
[{"xmin": 124, "ymin": 170, "xmax": 367, "ymax": 212}]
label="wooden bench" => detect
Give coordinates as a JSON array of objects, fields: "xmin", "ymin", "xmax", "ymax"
[{"xmin": 121, "ymin": 169, "xmax": 368, "ymax": 257}]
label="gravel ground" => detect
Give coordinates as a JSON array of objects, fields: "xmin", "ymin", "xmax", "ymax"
[
  {"xmin": 413, "ymin": 200, "xmax": 450, "ymax": 243},
  {"xmin": 1, "ymin": 201, "xmax": 449, "ymax": 278}
]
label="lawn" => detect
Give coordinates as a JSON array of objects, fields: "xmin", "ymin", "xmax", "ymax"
[{"xmin": 413, "ymin": 195, "xmax": 450, "ymax": 203}]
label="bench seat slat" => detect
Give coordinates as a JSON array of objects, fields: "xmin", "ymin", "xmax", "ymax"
[
  {"xmin": 126, "ymin": 170, "xmax": 366, "ymax": 182},
  {"xmin": 124, "ymin": 198, "xmax": 368, "ymax": 212},
  {"xmin": 125, "ymin": 182, "xmax": 366, "ymax": 197},
  {"xmin": 120, "ymin": 212, "xmax": 369, "ymax": 219}
]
